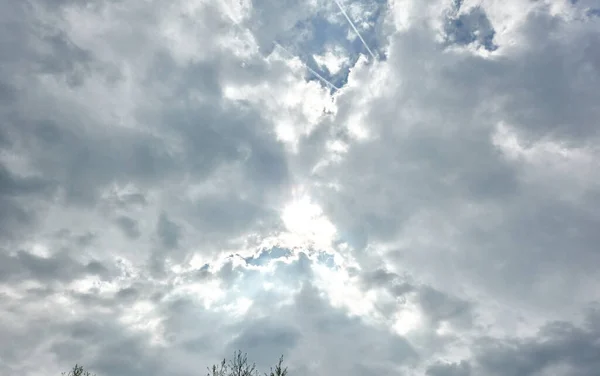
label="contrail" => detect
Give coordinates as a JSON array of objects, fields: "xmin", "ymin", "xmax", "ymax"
[
  {"xmin": 273, "ymin": 42, "xmax": 340, "ymax": 92},
  {"xmin": 332, "ymin": 0, "xmax": 377, "ymax": 60},
  {"xmin": 221, "ymin": 2, "xmax": 339, "ymax": 93}
]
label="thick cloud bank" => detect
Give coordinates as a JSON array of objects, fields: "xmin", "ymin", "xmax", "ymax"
[{"xmin": 1, "ymin": 0, "xmax": 599, "ymax": 375}]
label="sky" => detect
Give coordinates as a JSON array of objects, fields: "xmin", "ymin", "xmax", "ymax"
[{"xmin": 1, "ymin": 0, "xmax": 600, "ymax": 375}]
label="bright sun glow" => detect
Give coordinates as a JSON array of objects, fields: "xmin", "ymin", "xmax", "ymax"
[
  {"xmin": 281, "ymin": 192, "xmax": 337, "ymax": 249},
  {"xmin": 392, "ymin": 302, "xmax": 423, "ymax": 335}
]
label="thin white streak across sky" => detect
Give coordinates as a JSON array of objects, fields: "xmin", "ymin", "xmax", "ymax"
[
  {"xmin": 273, "ymin": 42, "xmax": 340, "ymax": 92},
  {"xmin": 332, "ymin": 0, "xmax": 377, "ymax": 60},
  {"xmin": 221, "ymin": 2, "xmax": 339, "ymax": 93}
]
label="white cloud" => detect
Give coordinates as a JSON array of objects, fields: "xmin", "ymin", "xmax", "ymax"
[
  {"xmin": 313, "ymin": 46, "xmax": 349, "ymax": 74},
  {"xmin": 1, "ymin": 0, "xmax": 599, "ymax": 375}
]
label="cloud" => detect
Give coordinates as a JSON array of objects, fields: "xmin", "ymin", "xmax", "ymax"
[
  {"xmin": 156, "ymin": 212, "xmax": 181, "ymax": 249},
  {"xmin": 426, "ymin": 361, "xmax": 471, "ymax": 376},
  {"xmin": 1, "ymin": 0, "xmax": 599, "ymax": 375},
  {"xmin": 473, "ymin": 307, "xmax": 600, "ymax": 376},
  {"xmin": 303, "ymin": 0, "xmax": 600, "ymax": 311}
]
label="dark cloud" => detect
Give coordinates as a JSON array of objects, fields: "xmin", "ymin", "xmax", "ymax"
[
  {"xmin": 474, "ymin": 308, "xmax": 600, "ymax": 376},
  {"xmin": 115, "ymin": 216, "xmax": 141, "ymax": 239},
  {"xmin": 0, "ymin": 250, "xmax": 109, "ymax": 284},
  {"xmin": 0, "ymin": 198, "xmax": 35, "ymax": 238},
  {"xmin": 115, "ymin": 286, "xmax": 140, "ymax": 301},
  {"xmin": 0, "ymin": 162, "xmax": 56, "ymax": 238},
  {"xmin": 0, "ymin": 81, "xmax": 16, "ymax": 104},
  {"xmin": 495, "ymin": 13, "xmax": 600, "ymax": 142},
  {"xmin": 417, "ymin": 286, "xmax": 473, "ymax": 328},
  {"xmin": 226, "ymin": 319, "xmax": 300, "ymax": 367},
  {"xmin": 427, "ymin": 361, "xmax": 471, "ymax": 376},
  {"xmin": 54, "ymin": 318, "xmax": 165, "ymax": 376},
  {"xmin": 156, "ymin": 212, "xmax": 180, "ymax": 249},
  {"xmin": 286, "ymin": 283, "xmax": 419, "ymax": 375}
]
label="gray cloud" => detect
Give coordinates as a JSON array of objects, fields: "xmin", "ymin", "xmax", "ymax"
[
  {"xmin": 55, "ymin": 318, "xmax": 165, "ymax": 376},
  {"xmin": 1, "ymin": 0, "xmax": 599, "ymax": 375},
  {"xmin": 115, "ymin": 216, "xmax": 141, "ymax": 239},
  {"xmin": 225, "ymin": 319, "xmax": 301, "ymax": 366},
  {"xmin": 156, "ymin": 212, "xmax": 180, "ymax": 249},
  {"xmin": 0, "ymin": 250, "xmax": 110, "ymax": 284},
  {"xmin": 303, "ymin": 1, "xmax": 600, "ymax": 317},
  {"xmin": 473, "ymin": 308, "xmax": 600, "ymax": 376},
  {"xmin": 427, "ymin": 361, "xmax": 471, "ymax": 376}
]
